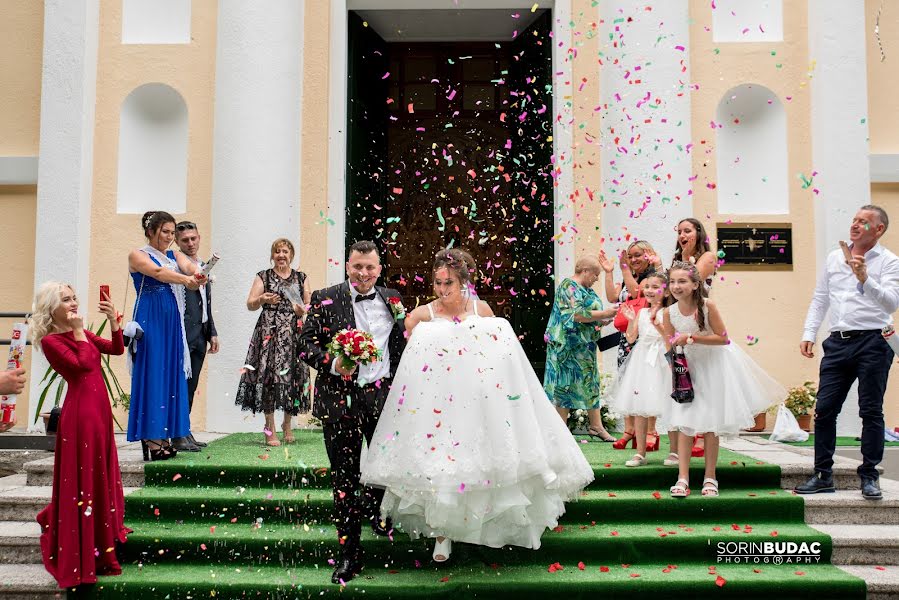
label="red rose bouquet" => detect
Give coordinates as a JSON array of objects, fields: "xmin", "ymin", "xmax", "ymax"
[
  {"xmin": 387, "ymin": 296, "xmax": 406, "ymax": 320},
  {"xmin": 327, "ymin": 328, "xmax": 383, "ymax": 373}
]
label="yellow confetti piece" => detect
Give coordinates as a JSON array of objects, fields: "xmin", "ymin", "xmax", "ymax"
[{"xmin": 531, "ymin": 3, "xmax": 538, "ymax": 12}]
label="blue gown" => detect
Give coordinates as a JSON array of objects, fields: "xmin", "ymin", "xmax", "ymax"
[{"xmin": 127, "ymin": 250, "xmax": 190, "ymax": 441}]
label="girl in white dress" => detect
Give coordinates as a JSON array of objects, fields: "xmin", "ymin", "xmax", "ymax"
[
  {"xmin": 662, "ymin": 262, "xmax": 784, "ymax": 498},
  {"xmin": 607, "ymin": 272, "xmax": 671, "ymax": 468},
  {"xmin": 360, "ymin": 249, "xmax": 594, "ymax": 562}
]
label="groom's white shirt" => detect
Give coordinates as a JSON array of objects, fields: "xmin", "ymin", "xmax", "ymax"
[{"xmin": 330, "ymin": 282, "xmax": 393, "ymax": 385}]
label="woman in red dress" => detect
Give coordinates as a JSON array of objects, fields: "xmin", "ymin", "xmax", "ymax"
[{"xmin": 33, "ymin": 281, "xmax": 129, "ymax": 589}]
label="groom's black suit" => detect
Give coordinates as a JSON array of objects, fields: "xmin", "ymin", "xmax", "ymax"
[{"xmin": 299, "ymin": 281, "xmax": 405, "ymax": 561}]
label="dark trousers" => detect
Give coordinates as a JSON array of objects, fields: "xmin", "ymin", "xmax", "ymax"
[
  {"xmin": 321, "ymin": 388, "xmax": 387, "ymax": 559},
  {"xmin": 186, "ymin": 347, "xmax": 207, "ymax": 414},
  {"xmin": 815, "ymin": 332, "xmax": 892, "ymax": 480}
]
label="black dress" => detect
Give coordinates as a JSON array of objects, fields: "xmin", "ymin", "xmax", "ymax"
[{"xmin": 234, "ymin": 269, "xmax": 311, "ymax": 415}]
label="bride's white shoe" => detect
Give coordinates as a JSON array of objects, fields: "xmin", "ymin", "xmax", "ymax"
[{"xmin": 433, "ymin": 537, "xmax": 452, "ymax": 562}]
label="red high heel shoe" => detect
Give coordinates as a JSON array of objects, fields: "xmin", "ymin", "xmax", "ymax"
[
  {"xmin": 646, "ymin": 432, "xmax": 660, "ymax": 452},
  {"xmin": 613, "ymin": 430, "xmax": 637, "ymax": 450},
  {"xmin": 691, "ymin": 435, "xmax": 705, "ymax": 457}
]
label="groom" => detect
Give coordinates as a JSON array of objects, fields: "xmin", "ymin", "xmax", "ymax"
[{"xmin": 299, "ymin": 240, "xmax": 406, "ymax": 584}]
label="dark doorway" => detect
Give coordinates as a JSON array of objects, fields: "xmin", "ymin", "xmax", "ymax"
[{"xmin": 345, "ymin": 11, "xmax": 555, "ymax": 376}]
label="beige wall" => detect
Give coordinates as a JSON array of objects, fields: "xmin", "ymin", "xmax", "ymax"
[
  {"xmin": 0, "ymin": 1, "xmax": 42, "ymax": 428},
  {"xmin": 570, "ymin": 0, "xmax": 603, "ymax": 260},
  {"xmin": 0, "ymin": 187, "xmax": 37, "ymax": 427},
  {"xmin": 867, "ymin": 0, "xmax": 899, "ymax": 154},
  {"xmin": 89, "ymin": 0, "xmax": 218, "ymax": 429},
  {"xmin": 689, "ymin": 0, "xmax": 817, "ymax": 411},
  {"xmin": 299, "ymin": 1, "xmax": 331, "ymax": 291},
  {"xmin": 872, "ymin": 183, "xmax": 899, "ymax": 427}
]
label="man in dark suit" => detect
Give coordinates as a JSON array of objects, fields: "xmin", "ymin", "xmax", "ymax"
[
  {"xmin": 299, "ymin": 240, "xmax": 406, "ymax": 584},
  {"xmin": 175, "ymin": 221, "xmax": 219, "ymax": 451}
]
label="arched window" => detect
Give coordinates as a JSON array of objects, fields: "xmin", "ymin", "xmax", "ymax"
[
  {"xmin": 712, "ymin": 0, "xmax": 783, "ymax": 43},
  {"xmin": 716, "ymin": 84, "xmax": 788, "ymax": 215},
  {"xmin": 116, "ymin": 83, "xmax": 188, "ymax": 214}
]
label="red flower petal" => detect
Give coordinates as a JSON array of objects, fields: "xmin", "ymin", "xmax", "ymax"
[
  {"xmin": 795, "ymin": 571, "xmax": 805, "ymax": 576},
  {"xmin": 876, "ymin": 566, "xmax": 887, "ymax": 571},
  {"xmin": 440, "ymin": 576, "xmax": 449, "ymax": 582},
  {"xmin": 578, "ymin": 562, "xmax": 586, "ymax": 571},
  {"xmin": 715, "ymin": 575, "xmax": 727, "ymax": 587},
  {"xmin": 600, "ymin": 566, "xmax": 610, "ymax": 573},
  {"xmin": 630, "ymin": 573, "xmax": 640, "ymax": 578},
  {"xmin": 611, "ymin": 531, "xmax": 619, "ymax": 536},
  {"xmin": 652, "ymin": 491, "xmax": 662, "ymax": 499},
  {"xmin": 753, "ymin": 569, "xmax": 762, "ymax": 574}
]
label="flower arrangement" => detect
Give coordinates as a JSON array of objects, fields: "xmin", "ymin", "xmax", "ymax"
[
  {"xmin": 387, "ymin": 296, "xmax": 406, "ymax": 320},
  {"xmin": 566, "ymin": 372, "xmax": 619, "ymax": 433},
  {"xmin": 327, "ymin": 328, "xmax": 382, "ymax": 373},
  {"xmin": 784, "ymin": 380, "xmax": 817, "ymax": 417}
]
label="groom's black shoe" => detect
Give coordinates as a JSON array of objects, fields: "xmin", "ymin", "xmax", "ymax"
[
  {"xmin": 331, "ymin": 558, "xmax": 363, "ymax": 584},
  {"xmin": 861, "ymin": 478, "xmax": 883, "ymax": 501},
  {"xmin": 794, "ymin": 473, "xmax": 835, "ymax": 494},
  {"xmin": 371, "ymin": 517, "xmax": 393, "ymax": 537}
]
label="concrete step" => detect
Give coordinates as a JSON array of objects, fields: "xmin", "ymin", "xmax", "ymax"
[
  {"xmin": 25, "ymin": 455, "xmax": 145, "ymax": 488},
  {"xmin": 0, "ymin": 485, "xmax": 139, "ymax": 522},
  {"xmin": 838, "ymin": 565, "xmax": 899, "ymax": 600},
  {"xmin": 0, "ymin": 521, "xmax": 42, "ymax": 564},
  {"xmin": 811, "ymin": 524, "xmax": 899, "ymax": 565},
  {"xmin": 800, "ymin": 487, "xmax": 899, "ymax": 525},
  {"xmin": 723, "ymin": 436, "xmax": 885, "ymax": 491},
  {"xmin": 0, "ymin": 564, "xmax": 61, "ymax": 599}
]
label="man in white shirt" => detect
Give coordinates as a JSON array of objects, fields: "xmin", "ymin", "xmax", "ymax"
[
  {"xmin": 796, "ymin": 205, "xmax": 899, "ymax": 500},
  {"xmin": 299, "ymin": 241, "xmax": 406, "ymax": 584}
]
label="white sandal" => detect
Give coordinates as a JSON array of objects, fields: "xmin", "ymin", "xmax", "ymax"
[
  {"xmin": 625, "ymin": 454, "xmax": 647, "ymax": 467},
  {"xmin": 663, "ymin": 453, "xmax": 679, "ymax": 466},
  {"xmin": 670, "ymin": 478, "xmax": 690, "ymax": 497},
  {"xmin": 433, "ymin": 537, "xmax": 452, "ymax": 562},
  {"xmin": 701, "ymin": 477, "xmax": 720, "ymax": 497}
]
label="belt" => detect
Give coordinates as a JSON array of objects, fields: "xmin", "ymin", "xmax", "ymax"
[
  {"xmin": 359, "ymin": 376, "xmax": 391, "ymax": 391},
  {"xmin": 831, "ymin": 330, "xmax": 880, "ymax": 340}
]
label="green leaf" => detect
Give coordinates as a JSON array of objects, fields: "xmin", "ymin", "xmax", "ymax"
[
  {"xmin": 54, "ymin": 379, "xmax": 65, "ymax": 407},
  {"xmin": 96, "ymin": 319, "xmax": 108, "ymax": 336}
]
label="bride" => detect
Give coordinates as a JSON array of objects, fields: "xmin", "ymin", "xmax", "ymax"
[{"xmin": 360, "ymin": 249, "xmax": 594, "ymax": 562}]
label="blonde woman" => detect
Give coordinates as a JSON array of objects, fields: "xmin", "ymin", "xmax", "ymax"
[
  {"xmin": 32, "ymin": 281, "xmax": 129, "ymax": 589},
  {"xmin": 598, "ymin": 240, "xmax": 663, "ymax": 452},
  {"xmin": 235, "ymin": 238, "xmax": 311, "ymax": 446}
]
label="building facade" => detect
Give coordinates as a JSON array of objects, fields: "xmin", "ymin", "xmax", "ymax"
[{"xmin": 2, "ymin": 0, "xmax": 897, "ymax": 433}]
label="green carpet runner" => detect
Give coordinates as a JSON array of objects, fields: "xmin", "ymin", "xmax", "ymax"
[{"xmin": 77, "ymin": 432, "xmax": 865, "ymax": 599}]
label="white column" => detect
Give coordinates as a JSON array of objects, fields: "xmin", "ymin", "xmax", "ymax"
[
  {"xmin": 207, "ymin": 0, "xmax": 305, "ymax": 433},
  {"xmin": 326, "ymin": 0, "xmax": 348, "ymax": 285},
  {"xmin": 809, "ymin": 1, "xmax": 871, "ymax": 437},
  {"xmin": 598, "ymin": 0, "xmax": 693, "ymax": 264},
  {"xmin": 29, "ymin": 0, "xmax": 100, "ymax": 430}
]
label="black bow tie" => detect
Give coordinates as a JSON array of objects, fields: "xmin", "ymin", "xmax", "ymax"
[{"xmin": 355, "ymin": 293, "xmax": 377, "ymax": 303}]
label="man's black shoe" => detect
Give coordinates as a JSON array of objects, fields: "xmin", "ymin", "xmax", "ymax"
[
  {"xmin": 172, "ymin": 437, "xmax": 201, "ymax": 452},
  {"xmin": 371, "ymin": 517, "xmax": 393, "ymax": 537},
  {"xmin": 187, "ymin": 433, "xmax": 208, "ymax": 448},
  {"xmin": 861, "ymin": 478, "xmax": 883, "ymax": 501},
  {"xmin": 794, "ymin": 473, "xmax": 835, "ymax": 494},
  {"xmin": 331, "ymin": 558, "xmax": 363, "ymax": 584}
]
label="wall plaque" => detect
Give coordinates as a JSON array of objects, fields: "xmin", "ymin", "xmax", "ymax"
[{"xmin": 716, "ymin": 223, "xmax": 792, "ymax": 270}]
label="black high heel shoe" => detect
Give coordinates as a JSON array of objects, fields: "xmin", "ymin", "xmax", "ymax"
[{"xmin": 141, "ymin": 440, "xmax": 176, "ymax": 462}]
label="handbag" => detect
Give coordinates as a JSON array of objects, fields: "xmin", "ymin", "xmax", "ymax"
[
  {"xmin": 668, "ymin": 346, "xmax": 695, "ymax": 404},
  {"xmin": 613, "ymin": 295, "xmax": 648, "ymax": 334}
]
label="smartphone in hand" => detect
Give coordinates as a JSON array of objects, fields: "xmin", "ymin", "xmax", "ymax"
[
  {"xmin": 839, "ymin": 241, "xmax": 853, "ymax": 263},
  {"xmin": 99, "ymin": 285, "xmax": 110, "ymax": 301}
]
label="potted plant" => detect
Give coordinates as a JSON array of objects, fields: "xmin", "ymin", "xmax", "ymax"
[
  {"xmin": 33, "ymin": 319, "xmax": 129, "ymax": 434},
  {"xmin": 784, "ymin": 381, "xmax": 816, "ymax": 431}
]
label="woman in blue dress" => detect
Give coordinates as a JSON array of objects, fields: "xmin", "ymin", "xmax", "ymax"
[{"xmin": 127, "ymin": 211, "xmax": 205, "ymax": 460}]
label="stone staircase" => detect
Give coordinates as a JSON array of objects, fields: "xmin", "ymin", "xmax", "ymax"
[
  {"xmin": 1, "ymin": 434, "xmax": 898, "ymax": 599},
  {"xmin": 726, "ymin": 436, "xmax": 899, "ymax": 599}
]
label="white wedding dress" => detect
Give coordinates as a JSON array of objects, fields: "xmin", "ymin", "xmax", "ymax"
[{"xmin": 360, "ymin": 301, "xmax": 594, "ymax": 549}]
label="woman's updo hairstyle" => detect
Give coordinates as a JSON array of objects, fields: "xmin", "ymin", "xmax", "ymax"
[
  {"xmin": 433, "ymin": 248, "xmax": 475, "ymax": 284},
  {"xmin": 141, "ymin": 211, "xmax": 176, "ymax": 238}
]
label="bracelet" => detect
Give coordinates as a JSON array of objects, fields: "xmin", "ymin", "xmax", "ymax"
[{"xmin": 686, "ymin": 335, "xmax": 695, "ymax": 345}]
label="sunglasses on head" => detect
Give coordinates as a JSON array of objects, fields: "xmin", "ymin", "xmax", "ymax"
[{"xmin": 176, "ymin": 221, "xmax": 197, "ymax": 231}]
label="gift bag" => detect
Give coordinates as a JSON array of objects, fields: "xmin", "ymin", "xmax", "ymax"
[
  {"xmin": 770, "ymin": 404, "xmax": 809, "ymax": 443},
  {"xmin": 669, "ymin": 346, "xmax": 695, "ymax": 404}
]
